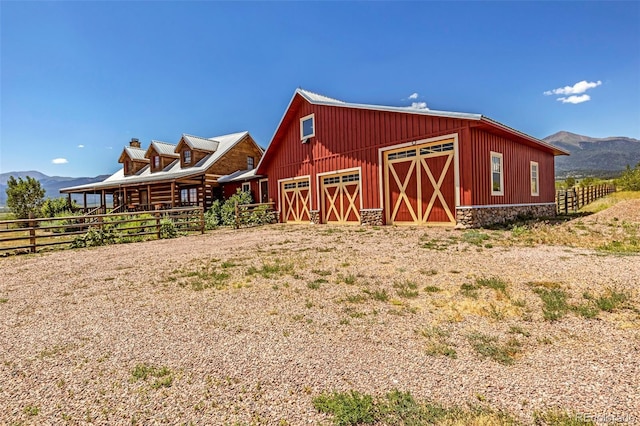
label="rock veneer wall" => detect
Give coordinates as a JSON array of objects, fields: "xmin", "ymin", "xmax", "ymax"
[
  {"xmin": 310, "ymin": 210, "xmax": 320, "ymax": 224},
  {"xmin": 360, "ymin": 209, "xmax": 384, "ymax": 226},
  {"xmin": 456, "ymin": 204, "xmax": 556, "ymax": 228}
]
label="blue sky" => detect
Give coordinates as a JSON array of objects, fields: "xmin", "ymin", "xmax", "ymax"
[{"xmin": 1, "ymin": 1, "xmax": 639, "ymax": 177}]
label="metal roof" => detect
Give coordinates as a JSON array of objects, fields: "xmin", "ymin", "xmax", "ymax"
[
  {"xmin": 61, "ymin": 131, "xmax": 251, "ymax": 192},
  {"xmin": 182, "ymin": 134, "xmax": 220, "ymax": 152},
  {"xmin": 217, "ymin": 169, "xmax": 261, "ymax": 183},
  {"xmin": 123, "ymin": 146, "xmax": 149, "ymax": 161},
  {"xmin": 257, "ymin": 89, "xmax": 567, "ymax": 172},
  {"xmin": 148, "ymin": 140, "xmax": 179, "ymax": 157}
]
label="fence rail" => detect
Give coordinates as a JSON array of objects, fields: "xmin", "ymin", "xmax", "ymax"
[
  {"xmin": 0, "ymin": 207, "xmax": 204, "ymax": 255},
  {"xmin": 556, "ymin": 184, "xmax": 616, "ymax": 215},
  {"xmin": 234, "ymin": 202, "xmax": 276, "ymax": 229}
]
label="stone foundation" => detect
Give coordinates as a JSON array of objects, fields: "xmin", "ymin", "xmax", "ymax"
[
  {"xmin": 456, "ymin": 204, "xmax": 557, "ymax": 228},
  {"xmin": 310, "ymin": 210, "xmax": 320, "ymax": 224},
  {"xmin": 360, "ymin": 209, "xmax": 384, "ymax": 226}
]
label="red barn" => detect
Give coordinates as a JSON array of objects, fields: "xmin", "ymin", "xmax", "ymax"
[{"xmin": 256, "ymin": 89, "xmax": 568, "ymax": 228}]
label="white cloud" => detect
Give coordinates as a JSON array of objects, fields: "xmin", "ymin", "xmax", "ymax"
[
  {"xmin": 544, "ymin": 80, "xmax": 602, "ymax": 96},
  {"xmin": 77, "ymin": 144, "xmax": 85, "ymax": 148},
  {"xmin": 106, "ymin": 146, "xmax": 113, "ymax": 150},
  {"xmin": 410, "ymin": 102, "xmax": 428, "ymax": 110},
  {"xmin": 408, "ymin": 92, "xmax": 419, "ymax": 100},
  {"xmin": 52, "ymin": 158, "xmax": 68, "ymax": 164},
  {"xmin": 557, "ymin": 94, "xmax": 591, "ymax": 104}
]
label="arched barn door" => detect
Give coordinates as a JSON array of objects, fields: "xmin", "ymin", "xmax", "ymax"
[
  {"xmin": 280, "ymin": 178, "xmax": 311, "ymax": 223},
  {"xmin": 384, "ymin": 139, "xmax": 456, "ymax": 226},
  {"xmin": 320, "ymin": 171, "xmax": 361, "ymax": 224}
]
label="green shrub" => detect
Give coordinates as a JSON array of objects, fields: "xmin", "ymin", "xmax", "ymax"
[
  {"xmin": 616, "ymin": 163, "xmax": 640, "ymax": 191},
  {"xmin": 159, "ymin": 218, "xmax": 178, "ymax": 239},
  {"xmin": 312, "ymin": 391, "xmax": 375, "ymax": 426},
  {"xmin": 41, "ymin": 197, "xmax": 78, "ymax": 218},
  {"xmin": 205, "ymin": 189, "xmax": 255, "ymax": 228},
  {"xmin": 71, "ymin": 225, "xmax": 117, "ymax": 248}
]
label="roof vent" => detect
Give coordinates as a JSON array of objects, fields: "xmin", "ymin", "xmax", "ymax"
[{"xmin": 130, "ymin": 138, "xmax": 141, "ymax": 148}]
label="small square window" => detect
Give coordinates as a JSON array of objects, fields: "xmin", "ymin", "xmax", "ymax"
[
  {"xmin": 247, "ymin": 156, "xmax": 255, "ymax": 170},
  {"xmin": 300, "ymin": 113, "xmax": 315, "ymax": 141},
  {"xmin": 184, "ymin": 150, "xmax": 192, "ymax": 165},
  {"xmin": 242, "ymin": 182, "xmax": 250, "ymax": 193}
]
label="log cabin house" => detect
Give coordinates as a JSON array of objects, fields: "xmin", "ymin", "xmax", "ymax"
[
  {"xmin": 256, "ymin": 89, "xmax": 569, "ymax": 228},
  {"xmin": 61, "ymin": 131, "xmax": 264, "ymax": 212}
]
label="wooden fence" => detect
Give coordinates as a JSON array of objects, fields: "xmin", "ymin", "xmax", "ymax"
[
  {"xmin": 0, "ymin": 207, "xmax": 204, "ymax": 255},
  {"xmin": 556, "ymin": 184, "xmax": 616, "ymax": 214},
  {"xmin": 234, "ymin": 202, "xmax": 276, "ymax": 229}
]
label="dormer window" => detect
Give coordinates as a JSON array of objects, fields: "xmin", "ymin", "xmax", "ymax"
[
  {"xmin": 153, "ymin": 156, "xmax": 160, "ymax": 170},
  {"xmin": 183, "ymin": 150, "xmax": 192, "ymax": 165},
  {"xmin": 300, "ymin": 113, "xmax": 315, "ymax": 142},
  {"xmin": 124, "ymin": 160, "xmax": 132, "ymax": 175},
  {"xmin": 247, "ymin": 156, "xmax": 255, "ymax": 170}
]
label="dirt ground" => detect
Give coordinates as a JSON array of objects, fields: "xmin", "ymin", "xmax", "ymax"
[{"xmin": 1, "ymin": 201, "xmax": 639, "ymax": 425}]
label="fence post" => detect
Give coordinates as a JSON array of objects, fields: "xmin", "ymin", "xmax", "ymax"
[
  {"xmin": 234, "ymin": 201, "xmax": 240, "ymax": 229},
  {"xmin": 29, "ymin": 212, "xmax": 36, "ymax": 253},
  {"xmin": 155, "ymin": 211, "xmax": 161, "ymax": 239},
  {"xmin": 199, "ymin": 207, "xmax": 205, "ymax": 234},
  {"xmin": 563, "ymin": 190, "xmax": 568, "ymax": 215}
]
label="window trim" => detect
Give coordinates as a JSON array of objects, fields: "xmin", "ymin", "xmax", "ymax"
[
  {"xmin": 183, "ymin": 150, "xmax": 192, "ymax": 165},
  {"xmin": 153, "ymin": 155, "xmax": 160, "ymax": 170},
  {"xmin": 490, "ymin": 151, "xmax": 504, "ymax": 196},
  {"xmin": 530, "ymin": 161, "xmax": 539, "ymax": 196},
  {"xmin": 300, "ymin": 113, "xmax": 315, "ymax": 141},
  {"xmin": 242, "ymin": 182, "xmax": 251, "ymax": 193},
  {"xmin": 247, "ymin": 156, "xmax": 255, "ymax": 170}
]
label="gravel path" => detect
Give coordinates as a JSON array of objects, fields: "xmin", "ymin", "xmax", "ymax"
[{"xmin": 1, "ymin": 207, "xmax": 639, "ymax": 425}]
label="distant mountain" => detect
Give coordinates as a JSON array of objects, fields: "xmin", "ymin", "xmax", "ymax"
[
  {"xmin": 0, "ymin": 171, "xmax": 109, "ymax": 206},
  {"xmin": 545, "ymin": 131, "xmax": 640, "ymax": 178}
]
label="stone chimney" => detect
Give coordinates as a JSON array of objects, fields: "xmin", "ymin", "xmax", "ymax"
[{"xmin": 130, "ymin": 138, "xmax": 141, "ymax": 148}]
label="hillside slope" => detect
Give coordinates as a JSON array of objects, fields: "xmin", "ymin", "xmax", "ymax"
[{"xmin": 545, "ymin": 131, "xmax": 640, "ymax": 178}]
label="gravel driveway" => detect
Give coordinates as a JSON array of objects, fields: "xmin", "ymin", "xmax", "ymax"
[{"xmin": 1, "ymin": 207, "xmax": 639, "ymax": 425}]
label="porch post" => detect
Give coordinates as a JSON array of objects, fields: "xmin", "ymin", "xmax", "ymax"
[
  {"xmin": 101, "ymin": 190, "xmax": 106, "ymax": 213},
  {"xmin": 171, "ymin": 182, "xmax": 176, "ymax": 208},
  {"xmin": 83, "ymin": 192, "xmax": 87, "ymax": 212},
  {"xmin": 147, "ymin": 184, "xmax": 151, "ymax": 209}
]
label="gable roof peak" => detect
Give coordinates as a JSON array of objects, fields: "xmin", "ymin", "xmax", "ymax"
[{"xmin": 297, "ymin": 88, "xmax": 346, "ymax": 104}]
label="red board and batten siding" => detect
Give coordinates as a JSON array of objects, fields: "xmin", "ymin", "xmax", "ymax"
[
  {"xmin": 263, "ymin": 99, "xmax": 471, "ymax": 213},
  {"xmin": 223, "ymin": 180, "xmax": 261, "ymax": 201},
  {"xmin": 468, "ymin": 128, "xmax": 556, "ymax": 205}
]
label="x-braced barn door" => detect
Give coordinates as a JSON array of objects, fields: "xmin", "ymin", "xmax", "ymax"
[
  {"xmin": 281, "ymin": 178, "xmax": 310, "ymax": 223},
  {"xmin": 321, "ymin": 171, "xmax": 361, "ymax": 224},
  {"xmin": 384, "ymin": 139, "xmax": 456, "ymax": 225}
]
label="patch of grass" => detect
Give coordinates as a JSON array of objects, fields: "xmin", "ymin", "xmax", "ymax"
[
  {"xmin": 508, "ymin": 326, "xmax": 531, "ymax": 337},
  {"xmin": 246, "ymin": 261, "xmax": 294, "ymax": 279},
  {"xmin": 345, "ymin": 294, "xmax": 367, "ymax": 304},
  {"xmin": 418, "ymin": 326, "xmax": 457, "ymax": 358},
  {"xmin": 460, "ymin": 283, "xmax": 479, "ymax": 299},
  {"xmin": 307, "ymin": 278, "xmax": 327, "ymax": 290},
  {"xmin": 393, "ymin": 280, "xmax": 419, "ymax": 298},
  {"xmin": 221, "ymin": 261, "xmax": 238, "ymax": 268},
  {"xmin": 595, "ymin": 287, "xmax": 630, "ymax": 312},
  {"xmin": 533, "ymin": 409, "xmax": 595, "ymax": 425},
  {"xmin": 424, "ymin": 286, "xmax": 441, "ymax": 293},
  {"xmin": 23, "ymin": 405, "xmax": 40, "ymax": 416},
  {"xmin": 130, "ymin": 363, "xmax": 173, "ymax": 389},
  {"xmin": 0, "ymin": 298, "xmax": 7, "ymax": 303},
  {"xmin": 364, "ymin": 288, "xmax": 389, "ymax": 302},
  {"xmin": 316, "ymin": 247, "xmax": 336, "ymax": 253},
  {"xmin": 534, "ymin": 288, "xmax": 569, "ymax": 321},
  {"xmin": 313, "ymin": 389, "xmax": 519, "ymax": 425},
  {"xmin": 476, "ymin": 276, "xmax": 508, "ymax": 294},
  {"xmin": 312, "ymin": 269, "xmax": 332, "ymax": 276},
  {"xmin": 313, "ymin": 390, "xmax": 375, "ymax": 425},
  {"xmin": 342, "ymin": 274, "xmax": 356, "ymax": 285},
  {"xmin": 462, "ymin": 230, "xmax": 490, "ymax": 246},
  {"xmin": 572, "ymin": 303, "xmax": 599, "ymax": 319},
  {"xmin": 467, "ymin": 332, "xmax": 522, "ymax": 365},
  {"xmin": 420, "ymin": 238, "xmax": 450, "ymax": 250},
  {"xmin": 419, "ymin": 268, "xmax": 438, "ymax": 276}
]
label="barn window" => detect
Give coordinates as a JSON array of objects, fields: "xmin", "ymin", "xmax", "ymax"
[
  {"xmin": 530, "ymin": 161, "xmax": 539, "ymax": 196},
  {"xmin": 300, "ymin": 114, "xmax": 315, "ymax": 141},
  {"xmin": 297, "ymin": 180, "xmax": 310, "ymax": 188},
  {"xmin": 242, "ymin": 182, "xmax": 251, "ymax": 193},
  {"xmin": 284, "ymin": 182, "xmax": 297, "ymax": 189},
  {"xmin": 388, "ymin": 149, "xmax": 416, "ymax": 160},
  {"xmin": 490, "ymin": 152, "xmax": 504, "ymax": 196},
  {"xmin": 247, "ymin": 156, "xmax": 255, "ymax": 170},
  {"xmin": 183, "ymin": 150, "xmax": 192, "ymax": 165}
]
